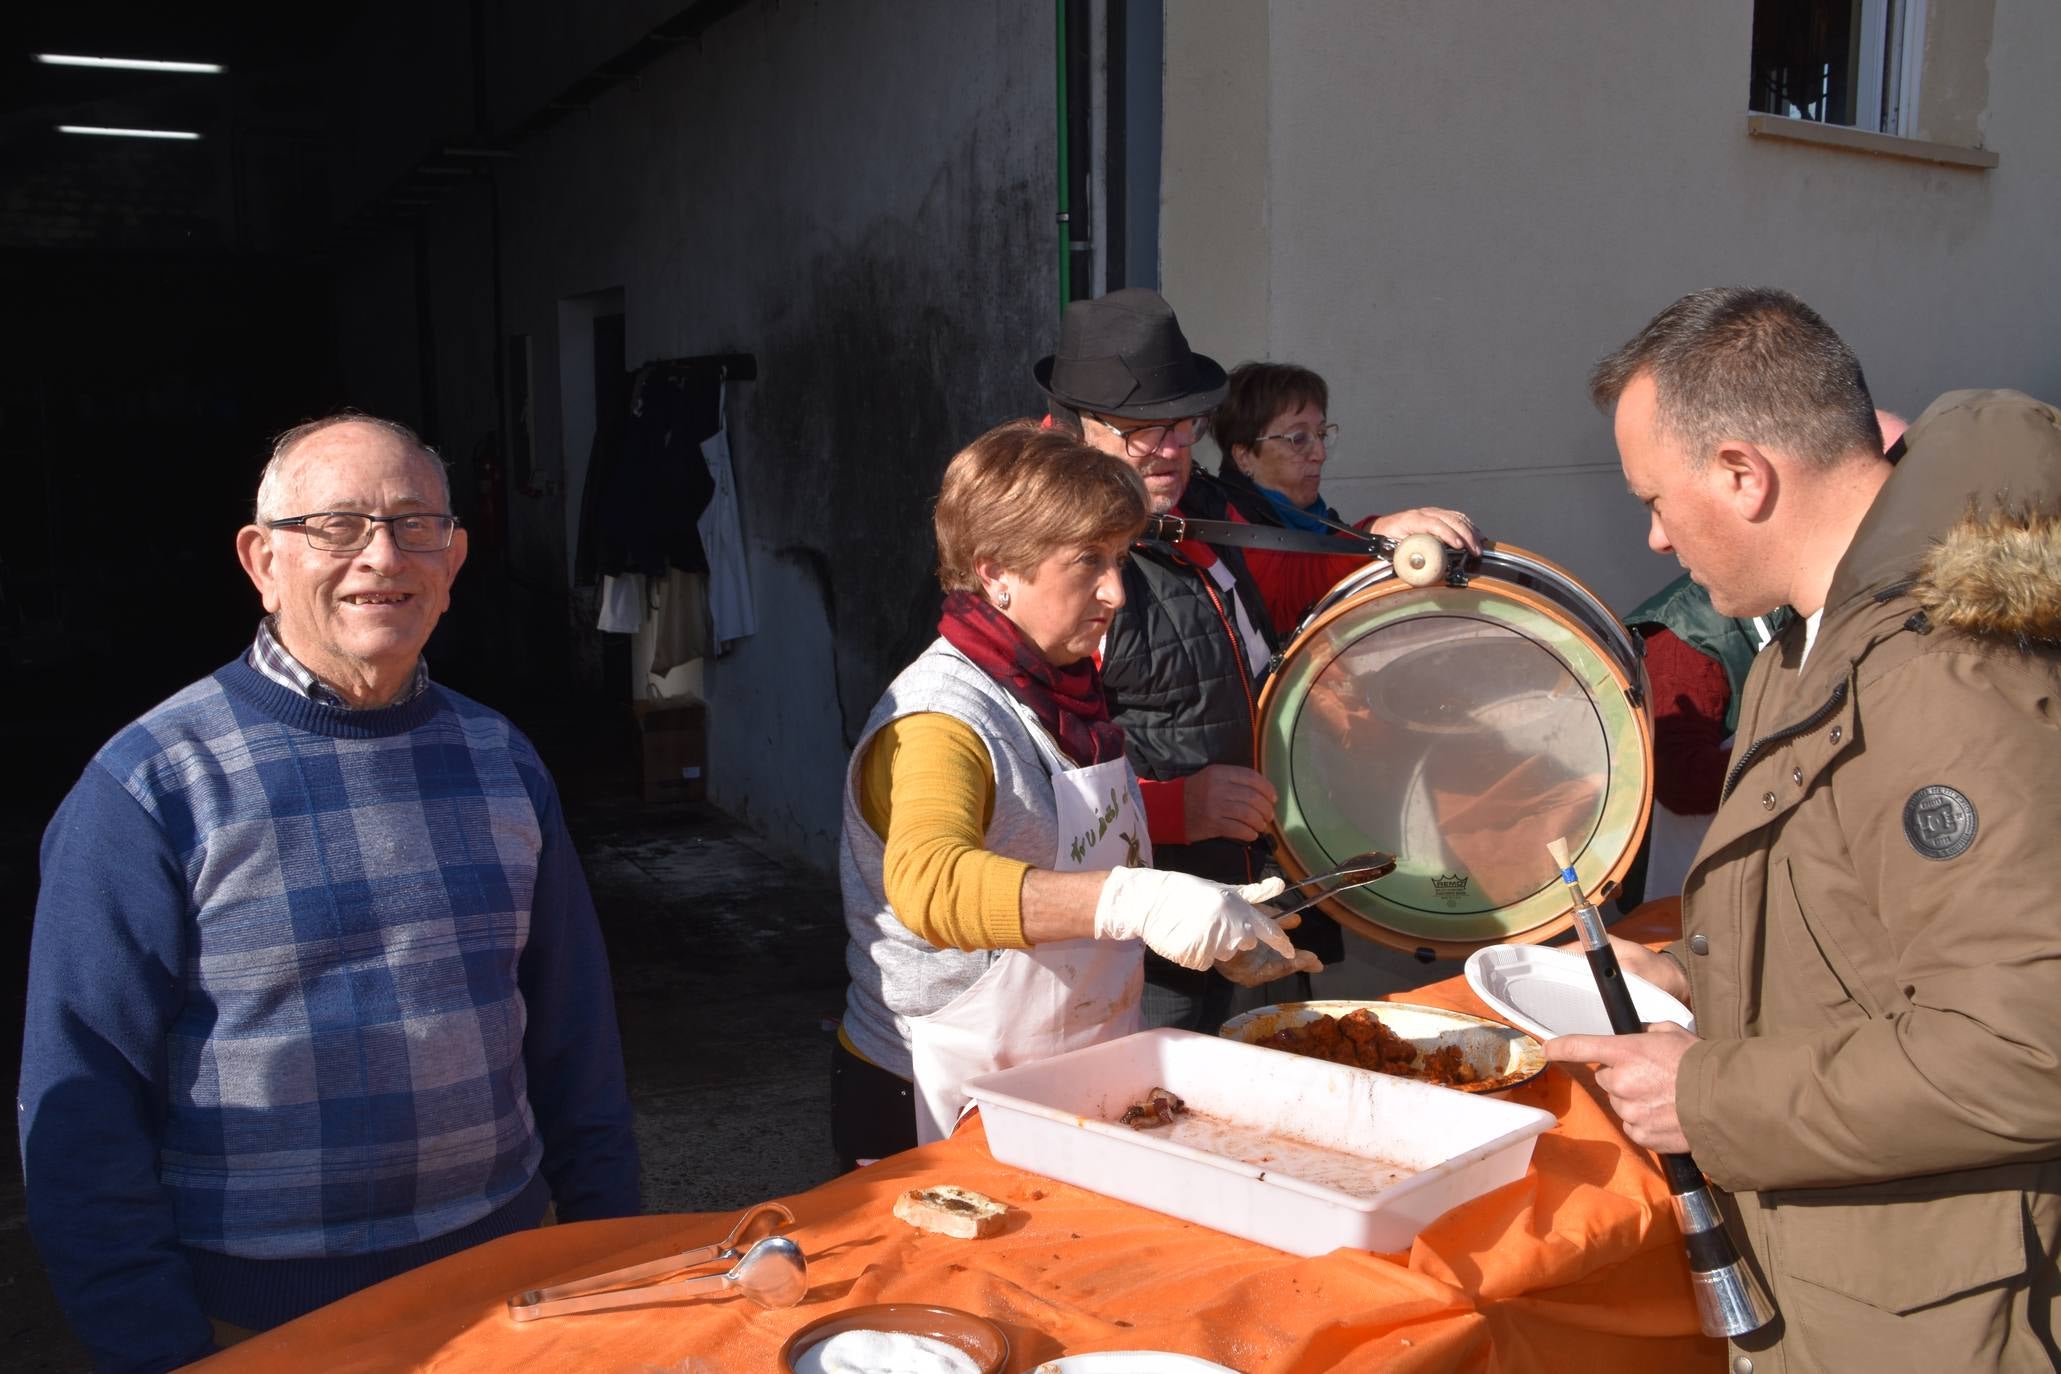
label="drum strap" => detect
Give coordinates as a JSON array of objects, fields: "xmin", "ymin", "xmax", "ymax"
[{"xmin": 1142, "ymin": 513, "xmax": 1396, "ymax": 559}]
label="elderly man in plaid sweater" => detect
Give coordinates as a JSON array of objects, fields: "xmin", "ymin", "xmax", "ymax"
[{"xmin": 18, "ymin": 414, "xmax": 640, "ymax": 1372}]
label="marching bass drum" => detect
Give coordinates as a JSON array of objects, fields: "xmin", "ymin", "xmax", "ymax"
[{"xmin": 1256, "ymin": 542, "xmax": 1652, "ymax": 958}]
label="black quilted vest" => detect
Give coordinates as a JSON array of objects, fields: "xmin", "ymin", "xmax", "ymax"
[{"xmin": 1101, "ymin": 473, "xmax": 1278, "ymax": 885}]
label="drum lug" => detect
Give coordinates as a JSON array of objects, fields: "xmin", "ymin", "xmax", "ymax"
[{"xmin": 1625, "ymin": 682, "xmax": 1645, "ymax": 710}]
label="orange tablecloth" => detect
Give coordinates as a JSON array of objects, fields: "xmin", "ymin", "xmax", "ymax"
[{"xmin": 200, "ymin": 901, "xmax": 1719, "ymax": 1373}]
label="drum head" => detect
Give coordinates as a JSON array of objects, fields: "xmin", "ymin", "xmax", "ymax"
[{"xmin": 1257, "ymin": 544, "xmax": 1651, "ymax": 956}]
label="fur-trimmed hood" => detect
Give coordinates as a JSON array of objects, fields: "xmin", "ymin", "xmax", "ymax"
[
  {"xmin": 1830, "ymin": 389, "xmax": 2061, "ymax": 645},
  {"xmin": 1914, "ymin": 506, "xmax": 2061, "ymax": 644}
]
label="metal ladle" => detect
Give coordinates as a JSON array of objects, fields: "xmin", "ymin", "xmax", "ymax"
[
  {"xmin": 1270, "ymin": 850, "xmax": 1397, "ymax": 921},
  {"xmin": 507, "ymin": 1235, "xmax": 808, "ymax": 1321}
]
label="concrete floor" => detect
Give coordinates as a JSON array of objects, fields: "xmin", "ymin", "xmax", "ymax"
[
  {"xmin": 582, "ymin": 798, "xmax": 850, "ymax": 1214},
  {"xmin": 1, "ymin": 788, "xmax": 1434, "ymax": 1370}
]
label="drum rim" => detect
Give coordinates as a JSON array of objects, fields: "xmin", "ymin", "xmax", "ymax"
[
  {"xmin": 1292, "ymin": 541, "xmax": 1644, "ymax": 683},
  {"xmin": 1257, "ymin": 541, "xmax": 1653, "ymax": 955}
]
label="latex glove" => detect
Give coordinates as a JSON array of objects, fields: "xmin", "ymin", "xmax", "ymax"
[
  {"xmin": 1093, "ymin": 867, "xmax": 1297, "ymax": 970},
  {"xmin": 1216, "ymin": 911, "xmax": 1325, "ymax": 987},
  {"xmin": 1237, "ymin": 876, "xmax": 1288, "ymax": 905}
]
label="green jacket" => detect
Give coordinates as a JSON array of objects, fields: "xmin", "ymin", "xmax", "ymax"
[{"xmin": 1624, "ymin": 575, "xmax": 1790, "ymax": 735}]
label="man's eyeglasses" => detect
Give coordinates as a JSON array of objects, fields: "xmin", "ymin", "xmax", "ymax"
[
  {"xmin": 1088, "ymin": 413, "xmax": 1211, "ymax": 458},
  {"xmin": 1255, "ymin": 423, "xmax": 1340, "ymax": 453},
  {"xmin": 265, "ymin": 511, "xmax": 462, "ymax": 552}
]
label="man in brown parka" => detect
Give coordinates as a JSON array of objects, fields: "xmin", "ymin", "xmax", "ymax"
[{"xmin": 1547, "ymin": 286, "xmax": 2061, "ymax": 1373}]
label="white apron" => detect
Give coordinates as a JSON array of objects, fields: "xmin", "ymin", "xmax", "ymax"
[{"xmin": 906, "ymin": 704, "xmax": 1149, "ymax": 1144}]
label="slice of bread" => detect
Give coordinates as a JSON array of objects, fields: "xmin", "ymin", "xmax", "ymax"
[{"xmin": 893, "ymin": 1185, "xmax": 1009, "ymax": 1239}]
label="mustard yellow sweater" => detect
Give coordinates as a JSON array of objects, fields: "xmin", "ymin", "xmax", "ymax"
[{"xmin": 857, "ymin": 712, "xmax": 1031, "ymax": 951}]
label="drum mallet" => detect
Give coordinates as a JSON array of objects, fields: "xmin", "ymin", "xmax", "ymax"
[{"xmin": 1546, "ymin": 838, "xmax": 1776, "ymax": 1339}]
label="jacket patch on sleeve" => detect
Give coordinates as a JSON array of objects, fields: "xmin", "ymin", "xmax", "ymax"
[{"xmin": 1902, "ymin": 784, "xmax": 1978, "ymax": 860}]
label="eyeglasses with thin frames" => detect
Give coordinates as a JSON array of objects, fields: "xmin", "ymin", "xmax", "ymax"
[
  {"xmin": 1254, "ymin": 423, "xmax": 1340, "ymax": 453},
  {"xmin": 265, "ymin": 511, "xmax": 462, "ymax": 552},
  {"xmin": 1087, "ymin": 413, "xmax": 1211, "ymax": 458}
]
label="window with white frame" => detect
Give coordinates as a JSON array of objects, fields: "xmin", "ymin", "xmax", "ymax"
[{"xmin": 1748, "ymin": 0, "xmax": 1926, "ymax": 138}]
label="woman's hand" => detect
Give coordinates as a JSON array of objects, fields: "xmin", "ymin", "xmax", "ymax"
[
  {"xmin": 1182, "ymin": 764, "xmax": 1278, "ymax": 843},
  {"xmin": 1368, "ymin": 507, "xmax": 1482, "ymax": 555},
  {"xmin": 1092, "ymin": 867, "xmax": 1296, "ymax": 969}
]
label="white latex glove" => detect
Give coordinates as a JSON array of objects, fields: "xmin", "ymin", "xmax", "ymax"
[
  {"xmin": 1216, "ymin": 911, "xmax": 1326, "ymax": 987},
  {"xmin": 1093, "ymin": 867, "xmax": 1297, "ymax": 970},
  {"xmin": 1236, "ymin": 876, "xmax": 1288, "ymax": 905}
]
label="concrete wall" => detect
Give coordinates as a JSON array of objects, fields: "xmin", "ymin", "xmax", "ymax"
[
  {"xmin": 1163, "ymin": 0, "xmax": 2061, "ymax": 615},
  {"xmin": 332, "ymin": 0, "xmax": 1056, "ymax": 864}
]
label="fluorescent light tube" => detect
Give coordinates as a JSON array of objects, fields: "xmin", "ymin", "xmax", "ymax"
[
  {"xmin": 57, "ymin": 125, "xmax": 204, "ymax": 140},
  {"xmin": 37, "ymin": 54, "xmax": 225, "ymax": 73}
]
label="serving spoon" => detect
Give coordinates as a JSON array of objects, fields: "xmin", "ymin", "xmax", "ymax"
[{"xmin": 507, "ymin": 1235, "xmax": 808, "ymax": 1321}]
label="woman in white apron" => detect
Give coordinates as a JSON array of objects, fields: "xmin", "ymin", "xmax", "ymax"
[{"xmin": 833, "ymin": 422, "xmax": 1314, "ymax": 1170}]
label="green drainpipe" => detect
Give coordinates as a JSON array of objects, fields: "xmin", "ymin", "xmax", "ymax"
[{"xmin": 1055, "ymin": 0, "xmax": 1071, "ymax": 317}]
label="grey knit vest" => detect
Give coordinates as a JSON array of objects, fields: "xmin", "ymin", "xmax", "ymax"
[{"xmin": 839, "ymin": 639, "xmax": 1096, "ymax": 1079}]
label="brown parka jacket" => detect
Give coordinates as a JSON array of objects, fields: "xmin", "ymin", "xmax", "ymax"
[{"xmin": 1671, "ymin": 390, "xmax": 2061, "ymax": 1372}]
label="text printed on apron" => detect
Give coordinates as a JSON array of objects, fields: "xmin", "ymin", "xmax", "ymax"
[{"xmin": 906, "ymin": 700, "xmax": 1149, "ymax": 1144}]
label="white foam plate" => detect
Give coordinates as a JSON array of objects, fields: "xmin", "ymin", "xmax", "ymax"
[
  {"xmin": 1463, "ymin": 943, "xmax": 1694, "ymax": 1041},
  {"xmin": 1032, "ymin": 1356, "xmax": 1239, "ymax": 1373}
]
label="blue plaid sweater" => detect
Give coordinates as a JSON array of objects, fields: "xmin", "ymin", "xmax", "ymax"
[{"xmin": 18, "ymin": 657, "xmax": 640, "ymax": 1373}]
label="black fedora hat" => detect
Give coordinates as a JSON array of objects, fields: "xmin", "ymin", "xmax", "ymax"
[{"xmin": 1033, "ymin": 288, "xmax": 1228, "ymax": 421}]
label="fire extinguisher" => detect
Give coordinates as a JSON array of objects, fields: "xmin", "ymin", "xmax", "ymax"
[{"xmin": 472, "ymin": 433, "xmax": 505, "ymax": 553}]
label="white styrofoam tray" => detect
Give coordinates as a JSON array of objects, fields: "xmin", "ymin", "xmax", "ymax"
[
  {"xmin": 961, "ymin": 1028, "xmax": 1555, "ymax": 1256},
  {"xmin": 1463, "ymin": 943, "xmax": 1695, "ymax": 1041}
]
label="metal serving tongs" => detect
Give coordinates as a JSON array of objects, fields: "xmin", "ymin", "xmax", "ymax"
[
  {"xmin": 505, "ymin": 1202, "xmax": 804, "ymax": 1322},
  {"xmin": 1269, "ymin": 850, "xmax": 1397, "ymax": 920}
]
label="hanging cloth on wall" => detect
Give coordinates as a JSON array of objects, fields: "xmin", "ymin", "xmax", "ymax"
[
  {"xmin": 573, "ymin": 371, "xmax": 631, "ymax": 587},
  {"xmin": 696, "ymin": 382, "xmax": 757, "ymax": 650},
  {"xmin": 593, "ymin": 367, "xmax": 718, "ymax": 577},
  {"xmin": 597, "ymin": 572, "xmax": 647, "ymax": 634},
  {"xmin": 649, "ymin": 566, "xmax": 715, "ymax": 676}
]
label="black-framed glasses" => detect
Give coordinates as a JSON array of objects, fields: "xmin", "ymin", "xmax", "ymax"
[
  {"xmin": 265, "ymin": 511, "xmax": 461, "ymax": 552},
  {"xmin": 1088, "ymin": 412, "xmax": 1211, "ymax": 458},
  {"xmin": 1254, "ymin": 423, "xmax": 1340, "ymax": 452}
]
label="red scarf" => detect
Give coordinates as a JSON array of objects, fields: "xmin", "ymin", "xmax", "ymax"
[{"xmin": 937, "ymin": 591, "xmax": 1126, "ymax": 768}]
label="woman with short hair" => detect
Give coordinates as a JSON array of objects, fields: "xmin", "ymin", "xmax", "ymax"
[
  {"xmin": 1214, "ymin": 362, "xmax": 1481, "ymax": 632},
  {"xmin": 833, "ymin": 420, "xmax": 1312, "ymax": 1170}
]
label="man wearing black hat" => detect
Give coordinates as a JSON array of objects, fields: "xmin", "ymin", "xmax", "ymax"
[{"xmin": 1037, "ymin": 288, "xmax": 1337, "ymax": 1028}]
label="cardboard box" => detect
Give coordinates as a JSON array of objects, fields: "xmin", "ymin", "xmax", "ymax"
[{"xmin": 633, "ymin": 701, "xmax": 706, "ymax": 803}]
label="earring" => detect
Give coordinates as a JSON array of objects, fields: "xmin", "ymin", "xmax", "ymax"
[{"xmin": 995, "ymin": 588, "xmax": 1011, "ymax": 609}]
